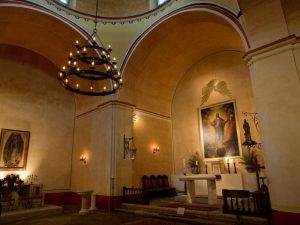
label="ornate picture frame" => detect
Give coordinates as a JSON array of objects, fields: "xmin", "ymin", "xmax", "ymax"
[
  {"xmin": 199, "ymin": 100, "xmax": 241, "ymax": 160},
  {"xmin": 0, "ymin": 128, "xmax": 30, "ymax": 170}
]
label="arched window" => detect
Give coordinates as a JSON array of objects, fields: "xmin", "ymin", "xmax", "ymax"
[
  {"xmin": 157, "ymin": 0, "xmax": 167, "ymax": 5},
  {"xmin": 58, "ymin": 0, "xmax": 69, "ymax": 5}
]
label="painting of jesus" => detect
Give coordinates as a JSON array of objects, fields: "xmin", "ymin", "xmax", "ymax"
[{"xmin": 199, "ymin": 100, "xmax": 241, "ymax": 160}]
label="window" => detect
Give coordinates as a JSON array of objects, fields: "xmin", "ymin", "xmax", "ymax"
[
  {"xmin": 157, "ymin": 0, "xmax": 167, "ymax": 6},
  {"xmin": 58, "ymin": 0, "xmax": 69, "ymax": 5}
]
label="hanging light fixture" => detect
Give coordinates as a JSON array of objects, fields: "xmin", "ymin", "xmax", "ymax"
[{"xmin": 58, "ymin": 0, "xmax": 123, "ymax": 96}]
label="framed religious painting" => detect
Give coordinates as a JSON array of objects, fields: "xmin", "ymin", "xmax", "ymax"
[
  {"xmin": 198, "ymin": 100, "xmax": 241, "ymax": 160},
  {"xmin": 0, "ymin": 129, "xmax": 30, "ymax": 170}
]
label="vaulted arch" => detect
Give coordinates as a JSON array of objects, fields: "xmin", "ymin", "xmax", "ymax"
[{"xmin": 120, "ymin": 5, "xmax": 246, "ymax": 116}]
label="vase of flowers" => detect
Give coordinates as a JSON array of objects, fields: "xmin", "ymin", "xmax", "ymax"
[
  {"xmin": 3, "ymin": 174, "xmax": 24, "ymax": 209},
  {"xmin": 240, "ymin": 149, "xmax": 260, "ymax": 173},
  {"xmin": 188, "ymin": 152, "xmax": 202, "ymax": 174}
]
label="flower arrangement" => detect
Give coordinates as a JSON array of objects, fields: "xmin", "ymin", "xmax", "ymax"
[
  {"xmin": 240, "ymin": 149, "xmax": 260, "ymax": 172},
  {"xmin": 2, "ymin": 174, "xmax": 24, "ymax": 193},
  {"xmin": 187, "ymin": 152, "xmax": 202, "ymax": 174}
]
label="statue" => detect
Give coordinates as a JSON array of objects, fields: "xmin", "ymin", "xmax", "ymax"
[{"xmin": 242, "ymin": 119, "xmax": 257, "ymax": 146}]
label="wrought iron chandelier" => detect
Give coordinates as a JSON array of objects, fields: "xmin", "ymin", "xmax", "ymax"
[{"xmin": 58, "ymin": 0, "xmax": 123, "ymax": 96}]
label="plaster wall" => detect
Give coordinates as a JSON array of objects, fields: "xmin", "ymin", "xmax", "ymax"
[
  {"xmin": 281, "ymin": 0, "xmax": 300, "ymax": 35},
  {"xmin": 132, "ymin": 111, "xmax": 173, "ymax": 188},
  {"xmin": 71, "ymin": 106, "xmax": 113, "ymax": 195},
  {"xmin": 0, "ymin": 45, "xmax": 75, "ymax": 191},
  {"xmin": 249, "ymin": 49, "xmax": 300, "ymax": 212},
  {"xmin": 172, "ymin": 51, "xmax": 258, "ymax": 191},
  {"xmin": 239, "ymin": 0, "xmax": 289, "ymax": 48},
  {"xmin": 113, "ymin": 104, "xmax": 134, "ymax": 195}
]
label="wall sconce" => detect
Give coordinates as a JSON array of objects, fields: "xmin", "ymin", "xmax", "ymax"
[
  {"xmin": 153, "ymin": 146, "xmax": 160, "ymax": 154},
  {"xmin": 124, "ymin": 135, "xmax": 137, "ymax": 160},
  {"xmin": 132, "ymin": 112, "xmax": 138, "ymax": 123},
  {"xmin": 79, "ymin": 155, "xmax": 87, "ymax": 164}
]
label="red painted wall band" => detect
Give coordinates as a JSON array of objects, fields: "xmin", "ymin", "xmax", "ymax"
[
  {"xmin": 272, "ymin": 210, "xmax": 300, "ymax": 225},
  {"xmin": 44, "ymin": 192, "xmax": 121, "ymax": 211}
]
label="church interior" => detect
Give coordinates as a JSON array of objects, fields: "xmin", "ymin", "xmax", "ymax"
[{"xmin": 0, "ymin": 0, "xmax": 299, "ymax": 225}]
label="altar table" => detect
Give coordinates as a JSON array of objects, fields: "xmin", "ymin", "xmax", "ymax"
[{"xmin": 178, "ymin": 174, "xmax": 217, "ymax": 205}]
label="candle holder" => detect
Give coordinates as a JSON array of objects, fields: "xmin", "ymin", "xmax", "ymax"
[
  {"xmin": 227, "ymin": 160, "xmax": 231, "ymax": 174},
  {"xmin": 205, "ymin": 164, "xmax": 208, "ymax": 174},
  {"xmin": 233, "ymin": 159, "xmax": 237, "ymax": 173}
]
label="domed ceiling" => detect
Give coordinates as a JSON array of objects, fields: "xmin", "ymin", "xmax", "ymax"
[
  {"xmin": 51, "ymin": 0, "xmax": 172, "ymax": 19},
  {"xmin": 0, "ymin": 6, "xmax": 86, "ymax": 73}
]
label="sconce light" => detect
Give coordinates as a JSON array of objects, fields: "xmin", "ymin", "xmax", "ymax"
[
  {"xmin": 124, "ymin": 135, "xmax": 137, "ymax": 160},
  {"xmin": 79, "ymin": 155, "xmax": 87, "ymax": 164},
  {"xmin": 153, "ymin": 146, "xmax": 160, "ymax": 154},
  {"xmin": 132, "ymin": 113, "xmax": 138, "ymax": 123}
]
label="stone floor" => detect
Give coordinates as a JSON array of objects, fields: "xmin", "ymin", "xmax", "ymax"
[
  {"xmin": 0, "ymin": 205, "xmax": 192, "ymax": 225},
  {"xmin": 0, "ymin": 197, "xmax": 270, "ymax": 225}
]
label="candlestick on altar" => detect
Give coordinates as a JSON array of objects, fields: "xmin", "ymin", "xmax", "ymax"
[
  {"xmin": 233, "ymin": 159, "xmax": 237, "ymax": 173},
  {"xmin": 205, "ymin": 163, "xmax": 208, "ymax": 174},
  {"xmin": 183, "ymin": 159, "xmax": 186, "ymax": 174},
  {"xmin": 227, "ymin": 159, "xmax": 231, "ymax": 174}
]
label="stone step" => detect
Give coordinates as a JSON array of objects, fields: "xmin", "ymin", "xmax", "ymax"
[
  {"xmin": 0, "ymin": 204, "xmax": 63, "ymax": 224},
  {"xmin": 117, "ymin": 203, "xmax": 269, "ymax": 225}
]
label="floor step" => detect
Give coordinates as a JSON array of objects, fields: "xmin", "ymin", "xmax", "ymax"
[
  {"xmin": 0, "ymin": 204, "xmax": 63, "ymax": 224},
  {"xmin": 117, "ymin": 203, "xmax": 270, "ymax": 225}
]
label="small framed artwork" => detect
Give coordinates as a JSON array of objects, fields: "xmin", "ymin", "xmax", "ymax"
[
  {"xmin": 211, "ymin": 161, "xmax": 225, "ymax": 174},
  {"xmin": 0, "ymin": 129, "xmax": 30, "ymax": 170},
  {"xmin": 212, "ymin": 164, "xmax": 221, "ymax": 175},
  {"xmin": 199, "ymin": 100, "xmax": 241, "ymax": 160}
]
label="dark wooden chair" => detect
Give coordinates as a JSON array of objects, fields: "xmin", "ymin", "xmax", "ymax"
[
  {"xmin": 157, "ymin": 175, "xmax": 164, "ymax": 189},
  {"xmin": 149, "ymin": 175, "xmax": 158, "ymax": 189},
  {"xmin": 162, "ymin": 174, "xmax": 176, "ymax": 197},
  {"xmin": 157, "ymin": 175, "xmax": 166, "ymax": 197},
  {"xmin": 149, "ymin": 175, "xmax": 159, "ymax": 197},
  {"xmin": 142, "ymin": 175, "xmax": 156, "ymax": 198},
  {"xmin": 162, "ymin": 174, "xmax": 170, "ymax": 187},
  {"xmin": 142, "ymin": 175, "xmax": 151, "ymax": 190}
]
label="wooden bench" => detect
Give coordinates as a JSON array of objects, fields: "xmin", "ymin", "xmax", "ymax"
[
  {"xmin": 122, "ymin": 187, "xmax": 149, "ymax": 205},
  {"xmin": 143, "ymin": 175, "xmax": 176, "ymax": 199},
  {"xmin": 222, "ymin": 189, "xmax": 272, "ymax": 225},
  {"xmin": 122, "ymin": 174, "xmax": 176, "ymax": 205}
]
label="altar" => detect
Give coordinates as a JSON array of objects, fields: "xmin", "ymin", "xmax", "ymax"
[
  {"xmin": 174, "ymin": 173, "xmax": 244, "ymax": 205},
  {"xmin": 178, "ymin": 174, "xmax": 217, "ymax": 205}
]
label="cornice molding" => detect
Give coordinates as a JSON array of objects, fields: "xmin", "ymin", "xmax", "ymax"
[
  {"xmin": 244, "ymin": 35, "xmax": 300, "ymax": 65},
  {"xmin": 135, "ymin": 108, "xmax": 171, "ymax": 122},
  {"xmin": 76, "ymin": 100, "xmax": 171, "ymax": 121}
]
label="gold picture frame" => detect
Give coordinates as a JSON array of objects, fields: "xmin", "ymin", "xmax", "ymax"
[
  {"xmin": 0, "ymin": 128, "xmax": 30, "ymax": 170},
  {"xmin": 199, "ymin": 100, "xmax": 241, "ymax": 160}
]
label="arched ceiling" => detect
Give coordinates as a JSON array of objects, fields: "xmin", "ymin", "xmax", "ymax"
[
  {"xmin": 121, "ymin": 10, "xmax": 245, "ymax": 116},
  {"xmin": 0, "ymin": 6, "xmax": 86, "ymax": 74}
]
